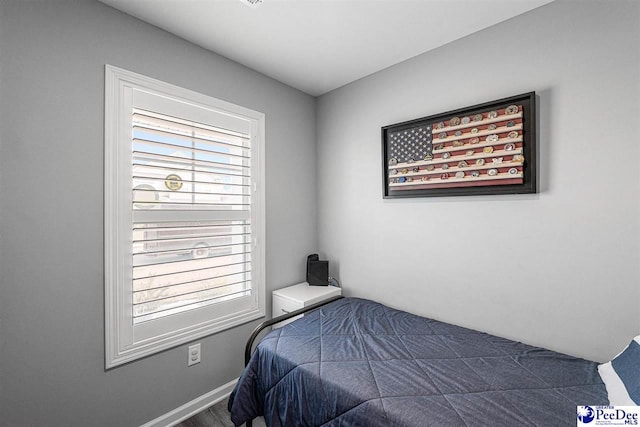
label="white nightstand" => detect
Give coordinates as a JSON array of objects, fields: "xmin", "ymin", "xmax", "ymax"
[{"xmin": 272, "ymin": 282, "xmax": 342, "ymax": 328}]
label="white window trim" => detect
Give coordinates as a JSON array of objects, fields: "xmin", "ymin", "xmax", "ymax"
[{"xmin": 104, "ymin": 65, "xmax": 265, "ymax": 369}]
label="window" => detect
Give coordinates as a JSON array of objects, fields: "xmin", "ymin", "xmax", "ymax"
[{"xmin": 105, "ymin": 65, "xmax": 265, "ymax": 368}]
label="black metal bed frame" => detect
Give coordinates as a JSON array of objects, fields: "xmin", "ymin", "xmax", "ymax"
[{"xmin": 242, "ymin": 295, "xmax": 344, "ymax": 427}]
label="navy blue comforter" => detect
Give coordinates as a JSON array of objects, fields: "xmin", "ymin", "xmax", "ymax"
[{"xmin": 229, "ymin": 298, "xmax": 607, "ymax": 426}]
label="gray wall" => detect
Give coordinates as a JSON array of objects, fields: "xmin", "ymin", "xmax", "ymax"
[
  {"xmin": 0, "ymin": 1, "xmax": 316, "ymax": 425},
  {"xmin": 316, "ymin": 0, "xmax": 640, "ymax": 363}
]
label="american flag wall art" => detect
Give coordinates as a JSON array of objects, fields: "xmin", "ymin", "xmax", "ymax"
[{"xmin": 382, "ymin": 92, "xmax": 536, "ymax": 198}]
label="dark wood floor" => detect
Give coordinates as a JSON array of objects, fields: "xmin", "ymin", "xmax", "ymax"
[{"xmin": 175, "ymin": 398, "xmax": 266, "ymax": 427}]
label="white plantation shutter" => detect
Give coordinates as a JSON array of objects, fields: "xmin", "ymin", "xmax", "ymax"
[
  {"xmin": 131, "ymin": 105, "xmax": 253, "ymax": 324},
  {"xmin": 105, "ymin": 66, "xmax": 265, "ymax": 368}
]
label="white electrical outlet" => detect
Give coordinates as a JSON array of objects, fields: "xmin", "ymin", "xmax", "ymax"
[{"xmin": 188, "ymin": 343, "xmax": 201, "ymax": 366}]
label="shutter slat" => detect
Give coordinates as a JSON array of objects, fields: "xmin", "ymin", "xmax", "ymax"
[
  {"xmin": 133, "ymin": 260, "xmax": 250, "ymax": 289},
  {"xmin": 133, "ymin": 137, "xmax": 249, "ymax": 161},
  {"xmin": 136, "ymin": 275, "xmax": 252, "ymax": 299},
  {"xmin": 132, "ymin": 187, "xmax": 249, "ymax": 200},
  {"xmin": 133, "ymin": 250, "xmax": 251, "ymax": 280},
  {"xmin": 134, "ymin": 265, "xmax": 251, "ymax": 293},
  {"xmin": 133, "ymin": 210, "xmax": 250, "ymax": 223},
  {"xmin": 134, "ymin": 276, "xmax": 251, "ymax": 305},
  {"xmin": 133, "ymin": 288, "xmax": 252, "ymax": 321},
  {"xmin": 133, "ymin": 222, "xmax": 250, "ymax": 232},
  {"xmin": 132, "ymin": 175, "xmax": 250, "ymax": 190},
  {"xmin": 133, "ymin": 124, "xmax": 250, "ymax": 155},
  {"xmin": 135, "ymin": 284, "xmax": 250, "ymax": 313},
  {"xmin": 134, "ymin": 231, "xmax": 250, "ymax": 244},
  {"xmin": 133, "ymin": 110, "xmax": 249, "ymax": 143},
  {"xmin": 131, "ymin": 199, "xmax": 250, "ymax": 207},
  {"xmin": 132, "ymin": 162, "xmax": 249, "ymax": 181},
  {"xmin": 133, "ymin": 243, "xmax": 250, "ymax": 264},
  {"xmin": 133, "ymin": 150, "xmax": 249, "ymax": 173}
]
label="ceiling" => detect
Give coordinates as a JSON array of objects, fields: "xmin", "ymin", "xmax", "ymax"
[{"xmin": 98, "ymin": 0, "xmax": 554, "ymax": 96}]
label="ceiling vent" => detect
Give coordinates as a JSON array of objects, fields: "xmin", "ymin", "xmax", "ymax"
[{"xmin": 240, "ymin": 0, "xmax": 263, "ymax": 8}]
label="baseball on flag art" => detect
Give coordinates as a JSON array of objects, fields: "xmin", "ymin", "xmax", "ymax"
[{"xmin": 382, "ymin": 92, "xmax": 536, "ymax": 198}]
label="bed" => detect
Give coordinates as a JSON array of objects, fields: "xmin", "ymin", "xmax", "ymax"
[{"xmin": 228, "ymin": 297, "xmax": 608, "ymax": 426}]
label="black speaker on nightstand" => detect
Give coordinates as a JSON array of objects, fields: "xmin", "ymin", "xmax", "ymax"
[{"xmin": 306, "ymin": 254, "xmax": 329, "ymax": 286}]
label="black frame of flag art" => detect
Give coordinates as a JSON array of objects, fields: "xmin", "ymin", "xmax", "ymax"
[{"xmin": 382, "ymin": 92, "xmax": 537, "ymax": 198}]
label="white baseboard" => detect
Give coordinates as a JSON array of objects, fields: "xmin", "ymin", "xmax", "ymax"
[{"xmin": 141, "ymin": 378, "xmax": 238, "ymax": 427}]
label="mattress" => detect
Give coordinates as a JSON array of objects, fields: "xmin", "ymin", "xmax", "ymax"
[{"xmin": 229, "ymin": 297, "xmax": 608, "ymax": 426}]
